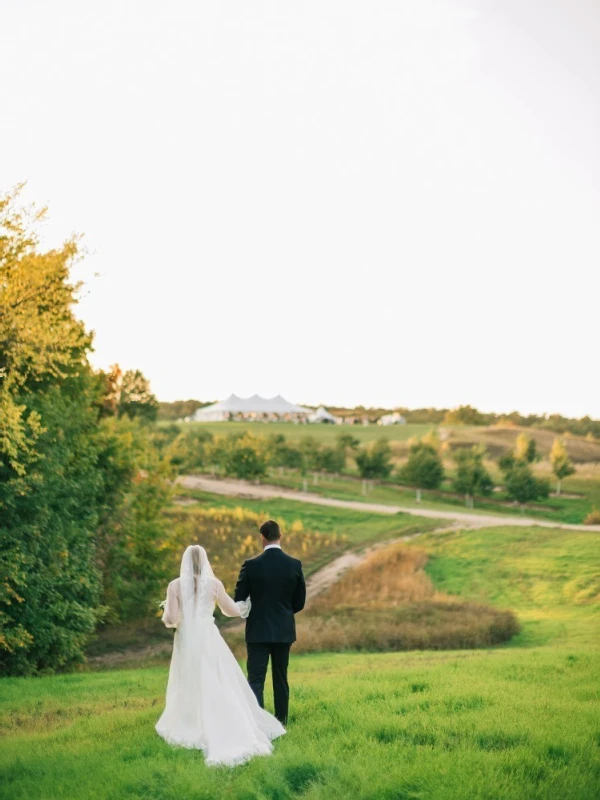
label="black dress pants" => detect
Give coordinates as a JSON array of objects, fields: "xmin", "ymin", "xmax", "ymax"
[{"xmin": 246, "ymin": 642, "xmax": 291, "ymax": 724}]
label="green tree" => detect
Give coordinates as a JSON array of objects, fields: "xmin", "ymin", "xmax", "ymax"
[
  {"xmin": 398, "ymin": 442, "xmax": 444, "ymax": 502},
  {"xmin": 549, "ymin": 438, "xmax": 575, "ymax": 495},
  {"xmin": 452, "ymin": 446, "xmax": 493, "ymax": 508},
  {"xmin": 316, "ymin": 445, "xmax": 345, "ymax": 475},
  {"xmin": 514, "ymin": 433, "xmax": 540, "ymax": 464},
  {"xmin": 498, "ymin": 433, "xmax": 541, "ymax": 473},
  {"xmin": 336, "ymin": 432, "xmax": 359, "ymax": 472},
  {"xmin": 443, "ymin": 405, "xmax": 487, "ymax": 425},
  {"xmin": 355, "ymin": 439, "xmax": 393, "ymax": 480},
  {"xmin": 98, "ymin": 364, "xmax": 158, "ymax": 422},
  {"xmin": 1, "ymin": 188, "xmax": 103, "ymax": 674},
  {"xmin": 164, "ymin": 427, "xmax": 212, "ymax": 472},
  {"xmin": 504, "ymin": 461, "xmax": 550, "ymax": 509},
  {"xmin": 222, "ymin": 434, "xmax": 268, "ymax": 481},
  {"xmin": 95, "ymin": 417, "xmax": 173, "ymax": 623},
  {"xmin": 0, "ymin": 188, "xmax": 171, "ymax": 674}
]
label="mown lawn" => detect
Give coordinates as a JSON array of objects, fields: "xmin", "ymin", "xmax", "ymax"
[{"xmin": 2, "ymin": 526, "xmax": 599, "ymax": 800}]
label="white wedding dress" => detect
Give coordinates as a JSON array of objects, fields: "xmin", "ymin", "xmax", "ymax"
[{"xmin": 155, "ymin": 545, "xmax": 285, "ymax": 766}]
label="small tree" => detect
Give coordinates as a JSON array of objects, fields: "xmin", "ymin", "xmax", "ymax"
[
  {"xmin": 98, "ymin": 365, "xmax": 158, "ymax": 422},
  {"xmin": 336, "ymin": 432, "xmax": 360, "ymax": 472},
  {"xmin": 498, "ymin": 433, "xmax": 540, "ymax": 472},
  {"xmin": 550, "ymin": 438, "xmax": 575, "ymax": 495},
  {"xmin": 355, "ymin": 439, "xmax": 393, "ymax": 481},
  {"xmin": 316, "ymin": 445, "xmax": 345, "ymax": 475},
  {"xmin": 398, "ymin": 442, "xmax": 444, "ymax": 502},
  {"xmin": 452, "ymin": 446, "xmax": 493, "ymax": 508},
  {"xmin": 515, "ymin": 433, "xmax": 541, "ymax": 464},
  {"xmin": 223, "ymin": 434, "xmax": 268, "ymax": 481},
  {"xmin": 504, "ymin": 461, "xmax": 550, "ymax": 509}
]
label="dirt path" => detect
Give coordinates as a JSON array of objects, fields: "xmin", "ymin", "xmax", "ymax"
[{"xmin": 177, "ymin": 475, "xmax": 600, "ymax": 532}]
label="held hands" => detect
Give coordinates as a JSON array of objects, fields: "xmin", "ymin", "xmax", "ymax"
[{"xmin": 236, "ymin": 596, "xmax": 252, "ymax": 619}]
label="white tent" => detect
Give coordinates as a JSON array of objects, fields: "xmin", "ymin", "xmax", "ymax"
[
  {"xmin": 308, "ymin": 406, "xmax": 341, "ymax": 424},
  {"xmin": 192, "ymin": 394, "xmax": 311, "ymax": 422},
  {"xmin": 378, "ymin": 412, "xmax": 406, "ymax": 426}
]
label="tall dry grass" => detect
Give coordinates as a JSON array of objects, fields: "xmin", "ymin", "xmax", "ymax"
[
  {"xmin": 223, "ymin": 541, "xmax": 520, "ymax": 655},
  {"xmin": 311, "ymin": 543, "xmax": 434, "ymax": 611}
]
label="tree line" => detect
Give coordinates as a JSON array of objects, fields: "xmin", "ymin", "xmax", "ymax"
[
  {"xmin": 1, "ymin": 188, "xmax": 171, "ymax": 676},
  {"xmin": 159, "ymin": 424, "xmax": 574, "ymax": 509}
]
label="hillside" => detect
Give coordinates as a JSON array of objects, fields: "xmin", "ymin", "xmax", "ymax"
[{"xmin": 2, "ymin": 524, "xmax": 598, "ymax": 800}]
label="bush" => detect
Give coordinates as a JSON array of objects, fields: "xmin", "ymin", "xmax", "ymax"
[{"xmin": 583, "ymin": 508, "xmax": 600, "ymax": 525}]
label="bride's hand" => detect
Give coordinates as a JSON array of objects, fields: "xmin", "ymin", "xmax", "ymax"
[{"xmin": 237, "ymin": 596, "xmax": 252, "ymax": 618}]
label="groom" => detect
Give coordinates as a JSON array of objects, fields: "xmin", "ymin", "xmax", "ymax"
[{"xmin": 234, "ymin": 519, "xmax": 306, "ymax": 725}]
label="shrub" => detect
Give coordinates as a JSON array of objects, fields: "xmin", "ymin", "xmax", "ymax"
[{"xmin": 583, "ymin": 508, "xmax": 600, "ymax": 525}]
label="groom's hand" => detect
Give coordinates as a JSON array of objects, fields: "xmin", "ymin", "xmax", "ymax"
[{"xmin": 234, "ymin": 561, "xmax": 250, "ymax": 603}]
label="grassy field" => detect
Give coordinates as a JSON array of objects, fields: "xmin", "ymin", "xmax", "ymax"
[
  {"xmin": 2, "ymin": 522, "xmax": 599, "ymax": 799},
  {"xmin": 173, "ymin": 420, "xmax": 600, "ymax": 463},
  {"xmin": 174, "ymin": 420, "xmax": 436, "ymax": 444}
]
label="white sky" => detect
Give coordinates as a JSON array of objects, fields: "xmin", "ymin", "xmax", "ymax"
[{"xmin": 2, "ymin": 0, "xmax": 599, "ymax": 416}]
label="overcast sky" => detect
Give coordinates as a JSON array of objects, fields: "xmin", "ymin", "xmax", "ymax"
[{"xmin": 2, "ymin": 1, "xmax": 599, "ymax": 416}]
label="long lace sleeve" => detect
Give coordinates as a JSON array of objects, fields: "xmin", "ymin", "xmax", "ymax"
[
  {"xmin": 161, "ymin": 580, "xmax": 180, "ymax": 628},
  {"xmin": 215, "ymin": 579, "xmax": 251, "ymax": 619}
]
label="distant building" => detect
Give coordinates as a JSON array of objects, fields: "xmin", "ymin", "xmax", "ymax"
[
  {"xmin": 191, "ymin": 394, "xmax": 311, "ymax": 422},
  {"xmin": 378, "ymin": 412, "xmax": 406, "ymax": 426}
]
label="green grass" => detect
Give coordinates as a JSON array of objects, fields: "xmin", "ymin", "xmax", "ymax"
[
  {"xmin": 176, "ymin": 419, "xmax": 436, "ymax": 444},
  {"xmin": 2, "ymin": 522, "xmax": 599, "ymax": 799},
  {"xmin": 418, "ymin": 526, "xmax": 600, "ymax": 647},
  {"xmin": 2, "ymin": 648, "xmax": 598, "ymax": 799}
]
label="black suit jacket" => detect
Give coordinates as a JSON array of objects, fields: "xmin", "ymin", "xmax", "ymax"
[{"xmin": 234, "ymin": 547, "xmax": 306, "ymax": 643}]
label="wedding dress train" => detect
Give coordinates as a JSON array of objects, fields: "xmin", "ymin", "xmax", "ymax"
[{"xmin": 155, "ymin": 545, "xmax": 285, "ymax": 766}]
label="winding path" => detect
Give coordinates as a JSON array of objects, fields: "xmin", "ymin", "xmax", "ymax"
[{"xmin": 177, "ymin": 475, "xmax": 600, "ymax": 532}]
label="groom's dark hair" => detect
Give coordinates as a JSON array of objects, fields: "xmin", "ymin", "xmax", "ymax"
[{"xmin": 260, "ymin": 519, "xmax": 281, "ymax": 542}]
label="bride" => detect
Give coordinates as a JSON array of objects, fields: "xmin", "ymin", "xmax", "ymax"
[{"xmin": 155, "ymin": 545, "xmax": 286, "ymax": 766}]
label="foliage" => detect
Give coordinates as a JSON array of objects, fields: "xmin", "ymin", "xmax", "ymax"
[
  {"xmin": 398, "ymin": 441, "xmax": 444, "ymax": 495},
  {"xmin": 503, "ymin": 462, "xmax": 550, "ymax": 506},
  {"xmin": 222, "ymin": 433, "xmax": 269, "ymax": 480},
  {"xmin": 355, "ymin": 439, "xmax": 393, "ymax": 480},
  {"xmin": 452, "ymin": 446, "xmax": 493, "ymax": 506},
  {"xmin": 583, "ymin": 507, "xmax": 600, "ymax": 525},
  {"xmin": 0, "ymin": 188, "xmax": 105, "ymax": 675},
  {"xmin": 157, "ymin": 399, "xmax": 208, "ymax": 421},
  {"xmin": 550, "ymin": 437, "xmax": 575, "ymax": 494},
  {"xmin": 95, "ymin": 418, "xmax": 173, "ymax": 624},
  {"xmin": 496, "ymin": 433, "xmax": 549, "ymax": 507},
  {"xmin": 97, "ymin": 364, "xmax": 158, "ymax": 422},
  {"xmin": 162, "ymin": 506, "xmax": 347, "ymax": 593},
  {"xmin": 443, "ymin": 405, "xmax": 488, "ymax": 425},
  {"xmin": 0, "ymin": 189, "xmax": 171, "ymax": 674}
]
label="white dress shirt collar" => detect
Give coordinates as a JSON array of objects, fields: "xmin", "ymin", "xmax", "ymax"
[{"xmin": 263, "ymin": 543, "xmax": 282, "ymax": 551}]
